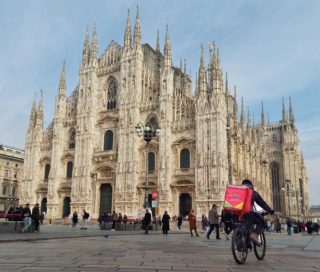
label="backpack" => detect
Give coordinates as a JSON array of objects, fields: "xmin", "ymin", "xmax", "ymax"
[{"xmin": 223, "ymin": 185, "xmax": 253, "ymax": 215}]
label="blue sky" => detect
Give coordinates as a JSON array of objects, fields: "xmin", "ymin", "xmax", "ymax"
[{"xmin": 0, "ymin": 0, "xmax": 319, "ymax": 205}]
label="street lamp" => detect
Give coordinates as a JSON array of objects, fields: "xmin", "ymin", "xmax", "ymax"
[
  {"xmin": 135, "ymin": 122, "xmax": 160, "ymax": 209},
  {"xmin": 281, "ymin": 179, "xmax": 293, "ymax": 218}
]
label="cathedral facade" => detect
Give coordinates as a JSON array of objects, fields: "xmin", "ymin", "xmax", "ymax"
[{"xmin": 20, "ymin": 9, "xmax": 310, "ymax": 219}]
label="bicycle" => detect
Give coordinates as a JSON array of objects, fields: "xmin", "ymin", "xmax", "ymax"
[{"xmin": 231, "ymin": 212, "xmax": 268, "ymax": 264}]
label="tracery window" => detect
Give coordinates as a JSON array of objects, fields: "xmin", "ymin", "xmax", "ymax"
[
  {"xmin": 180, "ymin": 149, "xmax": 190, "ymax": 169},
  {"xmin": 44, "ymin": 164, "xmax": 50, "ymax": 180},
  {"xmin": 148, "ymin": 152, "xmax": 155, "ymax": 173},
  {"xmin": 66, "ymin": 161, "xmax": 73, "ymax": 178},
  {"xmin": 271, "ymin": 162, "xmax": 281, "ymax": 212},
  {"xmin": 107, "ymin": 80, "xmax": 117, "ymax": 110},
  {"xmin": 104, "ymin": 130, "xmax": 113, "ymax": 150},
  {"xmin": 69, "ymin": 128, "xmax": 76, "ymax": 149}
]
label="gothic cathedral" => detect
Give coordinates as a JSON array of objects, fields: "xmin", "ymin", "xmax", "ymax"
[{"xmin": 20, "ymin": 8, "xmax": 309, "ymax": 219}]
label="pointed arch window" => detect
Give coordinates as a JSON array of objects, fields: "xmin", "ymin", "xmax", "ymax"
[
  {"xmin": 66, "ymin": 161, "xmax": 73, "ymax": 178},
  {"xmin": 44, "ymin": 164, "xmax": 50, "ymax": 181},
  {"xmin": 148, "ymin": 152, "xmax": 155, "ymax": 173},
  {"xmin": 180, "ymin": 149, "xmax": 190, "ymax": 169},
  {"xmin": 104, "ymin": 130, "xmax": 113, "ymax": 150},
  {"xmin": 107, "ymin": 80, "xmax": 117, "ymax": 110},
  {"xmin": 69, "ymin": 128, "xmax": 76, "ymax": 149},
  {"xmin": 271, "ymin": 162, "xmax": 281, "ymax": 212},
  {"xmin": 12, "ymin": 187, "xmax": 16, "ymax": 196}
]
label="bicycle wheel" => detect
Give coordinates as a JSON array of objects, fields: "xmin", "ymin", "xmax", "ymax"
[
  {"xmin": 253, "ymin": 231, "xmax": 266, "ymax": 260},
  {"xmin": 231, "ymin": 226, "xmax": 248, "ymax": 264}
]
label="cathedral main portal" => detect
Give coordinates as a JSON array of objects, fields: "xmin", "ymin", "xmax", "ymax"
[{"xmin": 100, "ymin": 184, "xmax": 112, "ymax": 215}]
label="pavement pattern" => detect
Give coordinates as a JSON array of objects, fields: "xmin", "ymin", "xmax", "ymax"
[{"xmin": 0, "ymin": 225, "xmax": 319, "ymax": 272}]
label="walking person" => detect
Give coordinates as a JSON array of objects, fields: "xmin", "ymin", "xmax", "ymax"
[
  {"xmin": 177, "ymin": 214, "xmax": 182, "ymax": 230},
  {"xmin": 143, "ymin": 209, "xmax": 152, "ymax": 234},
  {"xmin": 286, "ymin": 217, "xmax": 292, "ymax": 236},
  {"xmin": 188, "ymin": 209, "xmax": 200, "ymax": 237},
  {"xmin": 82, "ymin": 209, "xmax": 89, "ymax": 230},
  {"xmin": 111, "ymin": 211, "xmax": 118, "ymax": 230},
  {"xmin": 22, "ymin": 203, "xmax": 32, "ymax": 233},
  {"xmin": 207, "ymin": 204, "xmax": 221, "ymax": 240},
  {"xmin": 274, "ymin": 216, "xmax": 281, "ymax": 233},
  {"xmin": 162, "ymin": 211, "xmax": 170, "ymax": 235},
  {"xmin": 32, "ymin": 203, "xmax": 40, "ymax": 232},
  {"xmin": 72, "ymin": 211, "xmax": 78, "ymax": 228}
]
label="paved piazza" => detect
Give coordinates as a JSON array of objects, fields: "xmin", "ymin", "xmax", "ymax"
[{"xmin": 0, "ymin": 226, "xmax": 319, "ymax": 272}]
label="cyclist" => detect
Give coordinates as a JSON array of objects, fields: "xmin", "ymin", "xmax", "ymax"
[{"xmin": 241, "ymin": 179, "xmax": 274, "ymax": 246}]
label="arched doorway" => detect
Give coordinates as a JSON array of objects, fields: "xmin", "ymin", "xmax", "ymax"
[
  {"xmin": 62, "ymin": 197, "xmax": 71, "ymax": 218},
  {"xmin": 179, "ymin": 193, "xmax": 192, "ymax": 217},
  {"xmin": 100, "ymin": 184, "xmax": 112, "ymax": 215},
  {"xmin": 41, "ymin": 198, "xmax": 47, "ymax": 214}
]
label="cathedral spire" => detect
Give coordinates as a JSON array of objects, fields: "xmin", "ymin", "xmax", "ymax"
[
  {"xmin": 289, "ymin": 96, "xmax": 295, "ymax": 123},
  {"xmin": 233, "ymin": 85, "xmax": 238, "ymax": 130},
  {"xmin": 36, "ymin": 90, "xmax": 44, "ymax": 127},
  {"xmin": 261, "ymin": 101, "xmax": 265, "ymax": 127},
  {"xmin": 225, "ymin": 72, "xmax": 230, "ymax": 112},
  {"xmin": 247, "ymin": 107, "xmax": 251, "ymax": 132},
  {"xmin": 198, "ymin": 45, "xmax": 206, "ymax": 93},
  {"xmin": 29, "ymin": 92, "xmax": 37, "ymax": 128},
  {"xmin": 91, "ymin": 23, "xmax": 98, "ymax": 60},
  {"xmin": 82, "ymin": 26, "xmax": 90, "ymax": 65},
  {"xmin": 240, "ymin": 97, "xmax": 245, "ymax": 129},
  {"xmin": 164, "ymin": 24, "xmax": 172, "ymax": 67},
  {"xmin": 184, "ymin": 58, "xmax": 187, "ymax": 76},
  {"xmin": 282, "ymin": 97, "xmax": 286, "ymax": 123},
  {"xmin": 124, "ymin": 9, "xmax": 132, "ymax": 49},
  {"xmin": 268, "ymin": 113, "xmax": 270, "ymax": 127},
  {"xmin": 156, "ymin": 29, "xmax": 160, "ymax": 52},
  {"xmin": 59, "ymin": 60, "xmax": 66, "ymax": 97},
  {"xmin": 133, "ymin": 5, "xmax": 141, "ymax": 49}
]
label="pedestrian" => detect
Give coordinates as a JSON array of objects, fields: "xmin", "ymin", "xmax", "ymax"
[
  {"xmin": 177, "ymin": 214, "xmax": 182, "ymax": 230},
  {"xmin": 31, "ymin": 203, "xmax": 40, "ymax": 232},
  {"xmin": 22, "ymin": 203, "xmax": 32, "ymax": 233},
  {"xmin": 123, "ymin": 214, "xmax": 128, "ymax": 229},
  {"xmin": 274, "ymin": 216, "xmax": 281, "ymax": 233},
  {"xmin": 143, "ymin": 209, "xmax": 152, "ymax": 234},
  {"xmin": 64, "ymin": 215, "xmax": 69, "ymax": 227},
  {"xmin": 162, "ymin": 211, "xmax": 170, "ymax": 235},
  {"xmin": 202, "ymin": 214, "xmax": 208, "ymax": 232},
  {"xmin": 221, "ymin": 209, "xmax": 233, "ymax": 240},
  {"xmin": 118, "ymin": 213, "xmax": 123, "ymax": 223},
  {"xmin": 188, "ymin": 209, "xmax": 200, "ymax": 237},
  {"xmin": 286, "ymin": 217, "xmax": 292, "ymax": 235},
  {"xmin": 40, "ymin": 212, "xmax": 45, "ymax": 224},
  {"xmin": 82, "ymin": 209, "xmax": 89, "ymax": 230},
  {"xmin": 207, "ymin": 204, "xmax": 221, "ymax": 240},
  {"xmin": 72, "ymin": 211, "xmax": 78, "ymax": 228},
  {"xmin": 111, "ymin": 211, "xmax": 118, "ymax": 230}
]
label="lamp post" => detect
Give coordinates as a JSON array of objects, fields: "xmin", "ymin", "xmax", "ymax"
[{"xmin": 135, "ymin": 122, "xmax": 160, "ymax": 209}]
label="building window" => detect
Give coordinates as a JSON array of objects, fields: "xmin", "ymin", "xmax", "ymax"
[
  {"xmin": 14, "ymin": 171, "xmax": 17, "ymax": 179},
  {"xmin": 271, "ymin": 162, "xmax": 281, "ymax": 212},
  {"xmin": 180, "ymin": 149, "xmax": 190, "ymax": 169},
  {"xmin": 148, "ymin": 152, "xmax": 155, "ymax": 173},
  {"xmin": 2, "ymin": 186, "xmax": 7, "ymax": 195},
  {"xmin": 66, "ymin": 161, "xmax": 73, "ymax": 178},
  {"xmin": 15, "ymin": 164, "xmax": 18, "ymax": 167},
  {"xmin": 104, "ymin": 130, "xmax": 113, "ymax": 150},
  {"xmin": 6, "ymin": 162, "xmax": 9, "ymax": 166},
  {"xmin": 12, "ymin": 187, "xmax": 16, "ymax": 196},
  {"xmin": 107, "ymin": 80, "xmax": 117, "ymax": 110},
  {"xmin": 4, "ymin": 170, "xmax": 9, "ymax": 178},
  {"xmin": 272, "ymin": 134, "xmax": 277, "ymax": 143},
  {"xmin": 69, "ymin": 128, "xmax": 76, "ymax": 149},
  {"xmin": 44, "ymin": 164, "xmax": 50, "ymax": 180}
]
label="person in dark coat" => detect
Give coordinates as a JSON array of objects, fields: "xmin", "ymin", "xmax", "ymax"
[
  {"xmin": 162, "ymin": 211, "xmax": 170, "ymax": 235},
  {"xmin": 72, "ymin": 211, "xmax": 78, "ymax": 228},
  {"xmin": 177, "ymin": 214, "xmax": 183, "ymax": 230},
  {"xmin": 32, "ymin": 203, "xmax": 40, "ymax": 232},
  {"xmin": 143, "ymin": 209, "xmax": 152, "ymax": 234}
]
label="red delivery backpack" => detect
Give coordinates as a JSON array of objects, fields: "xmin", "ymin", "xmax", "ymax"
[{"xmin": 223, "ymin": 185, "xmax": 253, "ymax": 215}]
